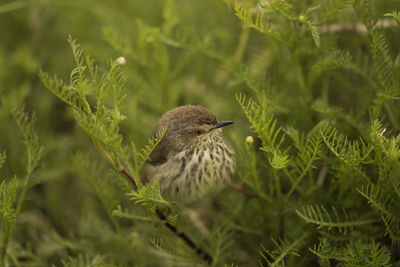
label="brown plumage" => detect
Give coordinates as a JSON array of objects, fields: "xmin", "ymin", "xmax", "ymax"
[
  {"xmin": 148, "ymin": 105, "xmax": 218, "ymax": 165},
  {"xmin": 144, "ymin": 105, "xmax": 236, "ymax": 202}
]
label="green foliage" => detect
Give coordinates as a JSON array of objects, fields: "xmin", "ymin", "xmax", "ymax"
[
  {"xmin": 0, "ymin": 179, "xmax": 19, "ymax": 226},
  {"xmin": 150, "ymin": 237, "xmax": 178, "ymax": 256},
  {"xmin": 59, "ymin": 254, "xmax": 113, "ymax": 267},
  {"xmin": 259, "ymin": 236, "xmax": 304, "ymax": 267},
  {"xmin": 0, "ymin": 152, "xmax": 5, "ymax": 169},
  {"xmin": 40, "ymin": 36, "xmax": 127, "ymax": 169},
  {"xmin": 358, "ymin": 184, "xmax": 400, "ymax": 243},
  {"xmin": 12, "ymin": 108, "xmax": 42, "ymax": 177},
  {"xmin": 371, "ymin": 32, "xmax": 396, "ymax": 96},
  {"xmin": 237, "ymin": 94, "xmax": 289, "ymax": 169},
  {"xmin": 321, "ymin": 0, "xmax": 354, "ymax": 22},
  {"xmin": 311, "ymin": 239, "xmax": 391, "ymax": 267},
  {"xmin": 210, "ymin": 223, "xmax": 234, "ymax": 266},
  {"xmin": 234, "ymin": 3, "xmax": 283, "ymax": 43},
  {"xmin": 284, "ymin": 128, "xmax": 322, "ymax": 197},
  {"xmin": 0, "ymin": 179, "xmax": 19, "ymax": 264},
  {"xmin": 310, "ymin": 50, "xmax": 352, "ymax": 85},
  {"xmin": 2, "ymin": 0, "xmax": 400, "ymax": 266},
  {"xmin": 320, "ymin": 125, "xmax": 372, "ymax": 180},
  {"xmin": 127, "ymin": 181, "xmax": 170, "ymax": 210},
  {"xmin": 0, "ymin": 108, "xmax": 41, "ymax": 265},
  {"xmin": 132, "ymin": 128, "xmax": 166, "ymax": 181},
  {"xmin": 296, "ymin": 205, "xmax": 376, "ymax": 233},
  {"xmin": 385, "ymin": 11, "xmax": 400, "ymax": 26}
]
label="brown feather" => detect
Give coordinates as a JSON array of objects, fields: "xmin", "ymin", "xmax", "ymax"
[{"xmin": 148, "ymin": 105, "xmax": 217, "ymax": 165}]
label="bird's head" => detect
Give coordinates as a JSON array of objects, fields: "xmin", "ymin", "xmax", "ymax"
[{"xmin": 152, "ymin": 105, "xmax": 234, "ymax": 156}]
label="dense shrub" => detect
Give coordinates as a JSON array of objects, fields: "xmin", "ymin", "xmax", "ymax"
[{"xmin": 1, "ymin": 0, "xmax": 400, "ymax": 266}]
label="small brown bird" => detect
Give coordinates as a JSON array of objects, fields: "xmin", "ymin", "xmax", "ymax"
[{"xmin": 145, "ymin": 105, "xmax": 236, "ymax": 203}]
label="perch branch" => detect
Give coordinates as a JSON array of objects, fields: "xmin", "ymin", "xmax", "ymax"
[{"xmin": 119, "ymin": 169, "xmax": 212, "ymax": 264}]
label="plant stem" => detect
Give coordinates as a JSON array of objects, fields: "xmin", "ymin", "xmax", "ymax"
[
  {"xmin": 234, "ymin": 28, "xmax": 249, "ymax": 62},
  {"xmin": 275, "ymin": 170, "xmax": 284, "ymax": 239},
  {"xmin": 2, "ymin": 141, "xmax": 35, "ymax": 265},
  {"xmin": 15, "ymin": 170, "xmax": 32, "ymax": 217},
  {"xmin": 119, "ymin": 169, "xmax": 212, "ymax": 264},
  {"xmin": 293, "ymin": 53, "xmax": 312, "ymax": 105},
  {"xmin": 0, "ymin": 223, "xmax": 10, "ymax": 266}
]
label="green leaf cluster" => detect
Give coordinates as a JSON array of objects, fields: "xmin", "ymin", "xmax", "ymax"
[{"xmin": 1, "ymin": 0, "xmax": 400, "ymax": 266}]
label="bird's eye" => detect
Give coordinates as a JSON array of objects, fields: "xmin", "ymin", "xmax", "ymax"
[{"xmin": 196, "ymin": 129, "xmax": 203, "ymax": 135}]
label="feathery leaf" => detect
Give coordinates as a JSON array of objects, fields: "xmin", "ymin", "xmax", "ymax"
[
  {"xmin": 310, "ymin": 50, "xmax": 351, "ymax": 84},
  {"xmin": 259, "ymin": 235, "xmax": 304, "ymax": 267},
  {"xmin": 127, "ymin": 181, "xmax": 171, "ymax": 210},
  {"xmin": 237, "ymin": 94, "xmax": 289, "ymax": 169},
  {"xmin": 234, "ymin": 3, "xmax": 282, "ymax": 43},
  {"xmin": 296, "ymin": 205, "xmax": 376, "ymax": 233},
  {"xmin": 371, "ymin": 32, "xmax": 396, "ymax": 96},
  {"xmin": 0, "ymin": 152, "xmax": 5, "ymax": 169}
]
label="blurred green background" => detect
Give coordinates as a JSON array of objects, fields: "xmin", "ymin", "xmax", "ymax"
[
  {"xmin": 1, "ymin": 0, "xmax": 400, "ymax": 266},
  {"xmin": 0, "ymin": 1, "xmax": 253, "ymax": 265}
]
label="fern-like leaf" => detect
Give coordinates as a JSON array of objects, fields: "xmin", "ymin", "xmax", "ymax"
[
  {"xmin": 385, "ymin": 11, "xmax": 400, "ymax": 26},
  {"xmin": 59, "ymin": 254, "xmax": 107, "ymax": 267},
  {"xmin": 259, "ymin": 235, "xmax": 304, "ymax": 267},
  {"xmin": 320, "ymin": 125, "xmax": 371, "ymax": 181},
  {"xmin": 343, "ymin": 240, "xmax": 391, "ymax": 267},
  {"xmin": 368, "ymin": 119, "xmax": 387, "ymax": 150},
  {"xmin": 127, "ymin": 181, "xmax": 170, "ymax": 210},
  {"xmin": 41, "ymin": 37, "xmax": 129, "ymax": 171},
  {"xmin": 285, "ymin": 129, "xmax": 322, "ymax": 196},
  {"xmin": 371, "ymin": 32, "xmax": 396, "ymax": 96},
  {"xmin": 307, "ymin": 21, "xmax": 321, "ymax": 48},
  {"xmin": 0, "ymin": 178, "xmax": 19, "ymax": 265},
  {"xmin": 72, "ymin": 109, "xmax": 123, "ymax": 153},
  {"xmin": 358, "ymin": 184, "xmax": 400, "ymax": 243},
  {"xmin": 0, "ymin": 179, "xmax": 19, "ymax": 226},
  {"xmin": 310, "ymin": 238, "xmax": 391, "ymax": 266},
  {"xmin": 382, "ymin": 214, "xmax": 400, "ymax": 243},
  {"xmin": 240, "ymin": 67, "xmax": 268, "ymax": 93},
  {"xmin": 0, "ymin": 152, "xmax": 6, "ymax": 169},
  {"xmin": 320, "ymin": 0, "xmax": 354, "ymax": 22},
  {"xmin": 132, "ymin": 128, "xmax": 166, "ymax": 179},
  {"xmin": 12, "ymin": 108, "xmax": 42, "ymax": 175},
  {"xmin": 234, "ymin": 3, "xmax": 283, "ymax": 43},
  {"xmin": 237, "ymin": 94, "xmax": 289, "ymax": 169},
  {"xmin": 211, "ymin": 223, "xmax": 234, "ymax": 266},
  {"xmin": 111, "ymin": 205, "xmax": 158, "ymax": 222},
  {"xmin": 357, "ymin": 184, "xmax": 394, "ymax": 217},
  {"xmin": 39, "ymin": 71, "xmax": 88, "ymax": 113},
  {"xmin": 310, "ymin": 50, "xmax": 351, "ymax": 84},
  {"xmin": 269, "ymin": 0, "xmax": 295, "ymax": 19},
  {"xmin": 310, "ymin": 238, "xmax": 346, "ymax": 261},
  {"xmin": 150, "ymin": 237, "xmax": 178, "ymax": 256},
  {"xmin": 296, "ymin": 205, "xmax": 376, "ymax": 233}
]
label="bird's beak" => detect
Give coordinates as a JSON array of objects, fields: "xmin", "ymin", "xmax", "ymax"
[{"xmin": 214, "ymin": 121, "xmax": 234, "ymax": 129}]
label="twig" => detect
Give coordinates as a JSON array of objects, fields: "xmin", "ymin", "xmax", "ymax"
[
  {"xmin": 230, "ymin": 182, "xmax": 255, "ymax": 198},
  {"xmin": 317, "ymin": 165, "xmax": 329, "ymax": 188},
  {"xmin": 230, "ymin": 182, "xmax": 245, "ymax": 198},
  {"xmin": 119, "ymin": 169, "xmax": 212, "ymax": 264},
  {"xmin": 155, "ymin": 209, "xmax": 212, "ymax": 263},
  {"xmin": 320, "ymin": 19, "xmax": 397, "ymax": 35},
  {"xmin": 120, "ymin": 169, "xmax": 137, "ymax": 190}
]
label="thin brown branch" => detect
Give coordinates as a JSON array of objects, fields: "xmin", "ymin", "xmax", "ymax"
[
  {"xmin": 120, "ymin": 168, "xmax": 138, "ymax": 190},
  {"xmin": 320, "ymin": 19, "xmax": 397, "ymax": 35},
  {"xmin": 230, "ymin": 182, "xmax": 256, "ymax": 199},
  {"xmin": 155, "ymin": 209, "xmax": 212, "ymax": 264},
  {"xmin": 119, "ymin": 168, "xmax": 212, "ymax": 264},
  {"xmin": 317, "ymin": 164, "xmax": 329, "ymax": 188}
]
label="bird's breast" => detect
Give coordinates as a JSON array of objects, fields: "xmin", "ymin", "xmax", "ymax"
[{"xmin": 160, "ymin": 139, "xmax": 236, "ymax": 202}]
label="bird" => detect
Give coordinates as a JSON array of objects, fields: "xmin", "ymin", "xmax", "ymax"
[{"xmin": 144, "ymin": 105, "xmax": 236, "ymax": 203}]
